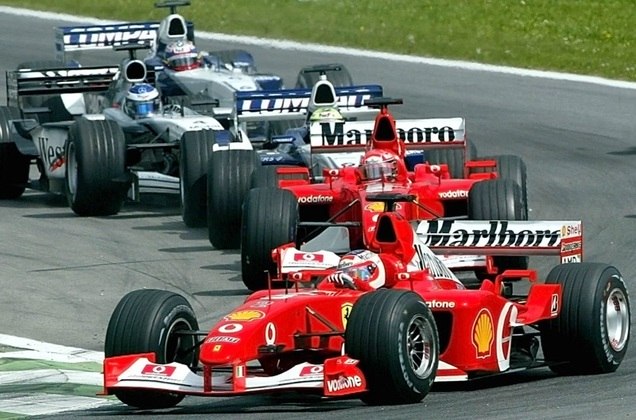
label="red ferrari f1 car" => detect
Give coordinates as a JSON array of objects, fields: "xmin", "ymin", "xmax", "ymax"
[
  {"xmin": 241, "ymin": 98, "xmax": 528, "ymax": 290},
  {"xmin": 102, "ymin": 205, "xmax": 630, "ymax": 409}
]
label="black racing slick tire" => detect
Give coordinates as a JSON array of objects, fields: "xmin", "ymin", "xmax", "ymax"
[
  {"xmin": 295, "ymin": 63, "xmax": 353, "ymax": 88},
  {"xmin": 180, "ymin": 129, "xmax": 215, "ymax": 227},
  {"xmin": 105, "ymin": 289, "xmax": 200, "ymax": 409},
  {"xmin": 0, "ymin": 106, "xmax": 29, "ymax": 199},
  {"xmin": 540, "ymin": 263, "xmax": 630, "ymax": 374},
  {"xmin": 468, "ymin": 178, "xmax": 529, "ymax": 278},
  {"xmin": 472, "ymin": 155, "xmax": 527, "ymax": 207},
  {"xmin": 241, "ymin": 187, "xmax": 298, "ymax": 291},
  {"xmin": 64, "ymin": 118, "xmax": 126, "ymax": 216},
  {"xmin": 207, "ymin": 149, "xmax": 259, "ymax": 249},
  {"xmin": 345, "ymin": 289, "xmax": 439, "ymax": 405}
]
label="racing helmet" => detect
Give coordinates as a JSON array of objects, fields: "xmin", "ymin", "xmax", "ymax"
[
  {"xmin": 124, "ymin": 83, "xmax": 161, "ymax": 119},
  {"xmin": 309, "ymin": 106, "xmax": 344, "ymax": 122},
  {"xmin": 336, "ymin": 250, "xmax": 386, "ymax": 289},
  {"xmin": 359, "ymin": 150, "xmax": 399, "ymax": 181},
  {"xmin": 164, "ymin": 40, "xmax": 202, "ymax": 71}
]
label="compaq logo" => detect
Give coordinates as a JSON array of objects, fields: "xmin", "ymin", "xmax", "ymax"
[
  {"xmin": 318, "ymin": 122, "xmax": 457, "ymax": 146},
  {"xmin": 238, "ymin": 94, "xmax": 372, "ymax": 115},
  {"xmin": 65, "ymin": 30, "xmax": 156, "ymax": 47},
  {"xmin": 421, "ymin": 220, "xmax": 561, "ymax": 247}
]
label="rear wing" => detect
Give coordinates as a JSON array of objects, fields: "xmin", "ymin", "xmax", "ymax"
[
  {"xmin": 54, "ymin": 20, "xmax": 194, "ymax": 61},
  {"xmin": 308, "ymin": 117, "xmax": 465, "ymax": 153},
  {"xmin": 416, "ymin": 220, "xmax": 582, "ymax": 263},
  {"xmin": 6, "ymin": 66, "xmax": 119, "ymax": 107},
  {"xmin": 234, "ymin": 84, "xmax": 384, "ymax": 122}
]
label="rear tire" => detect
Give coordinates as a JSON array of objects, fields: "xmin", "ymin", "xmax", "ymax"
[
  {"xmin": 468, "ymin": 179, "xmax": 528, "ymax": 278},
  {"xmin": 426, "ymin": 142, "xmax": 477, "ymax": 179},
  {"xmin": 241, "ymin": 187, "xmax": 298, "ymax": 291},
  {"xmin": 207, "ymin": 149, "xmax": 259, "ymax": 249},
  {"xmin": 105, "ymin": 289, "xmax": 199, "ymax": 409},
  {"xmin": 0, "ymin": 106, "xmax": 29, "ymax": 199},
  {"xmin": 249, "ymin": 164, "xmax": 307, "ymax": 189},
  {"xmin": 540, "ymin": 263, "xmax": 630, "ymax": 374},
  {"xmin": 472, "ymin": 155, "xmax": 527, "ymax": 207},
  {"xmin": 65, "ymin": 118, "xmax": 126, "ymax": 216},
  {"xmin": 346, "ymin": 289, "xmax": 439, "ymax": 405},
  {"xmin": 180, "ymin": 130, "xmax": 216, "ymax": 227}
]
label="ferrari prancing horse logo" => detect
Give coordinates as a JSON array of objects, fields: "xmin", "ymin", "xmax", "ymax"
[{"xmin": 341, "ymin": 303, "xmax": 353, "ymax": 329}]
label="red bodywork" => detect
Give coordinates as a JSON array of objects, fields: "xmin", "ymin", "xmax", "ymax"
[
  {"xmin": 103, "ymin": 210, "xmax": 582, "ymax": 397},
  {"xmin": 269, "ymin": 100, "xmax": 497, "ymax": 250}
]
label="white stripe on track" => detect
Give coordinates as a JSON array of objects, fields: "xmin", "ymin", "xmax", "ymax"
[
  {"xmin": 0, "ymin": 333, "xmax": 103, "ymax": 363},
  {"xmin": 0, "ymin": 6, "xmax": 635, "ymax": 90},
  {"xmin": 0, "ymin": 393, "xmax": 117, "ymax": 417}
]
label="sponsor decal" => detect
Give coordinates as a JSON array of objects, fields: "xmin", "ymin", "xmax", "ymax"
[
  {"xmin": 414, "ymin": 243, "xmax": 457, "ymax": 279},
  {"xmin": 550, "ymin": 294, "xmax": 559, "ymax": 316},
  {"xmin": 298, "ymin": 195, "xmax": 333, "ymax": 204},
  {"xmin": 218, "ymin": 323, "xmax": 244, "ymax": 333},
  {"xmin": 419, "ymin": 220, "xmax": 561, "ymax": 248},
  {"xmin": 561, "ymin": 241, "xmax": 582, "ymax": 253},
  {"xmin": 224, "ymin": 310, "xmax": 265, "ymax": 322},
  {"xmin": 326, "ymin": 375, "xmax": 363, "ymax": 392},
  {"xmin": 426, "ymin": 300, "xmax": 456, "ymax": 309},
  {"xmin": 561, "ymin": 223, "xmax": 582, "ymax": 238},
  {"xmin": 365, "ymin": 202, "xmax": 385, "ymax": 212},
  {"xmin": 300, "ymin": 365, "xmax": 324, "ymax": 376},
  {"xmin": 249, "ymin": 299, "xmax": 274, "ymax": 308},
  {"xmin": 205, "ymin": 336, "xmax": 240, "ymax": 344},
  {"xmin": 315, "ymin": 121, "xmax": 457, "ymax": 146},
  {"xmin": 472, "ymin": 309, "xmax": 494, "ymax": 359},
  {"xmin": 496, "ymin": 303, "xmax": 517, "ymax": 371},
  {"xmin": 213, "ymin": 345, "xmax": 222, "ymax": 352},
  {"xmin": 234, "ymin": 365, "xmax": 245, "ymax": 378},
  {"xmin": 141, "ymin": 364, "xmax": 176, "ymax": 377},
  {"xmin": 65, "ymin": 28, "xmax": 156, "ymax": 48},
  {"xmin": 562, "ymin": 254, "xmax": 581, "ymax": 263},
  {"xmin": 341, "ymin": 303, "xmax": 353, "ymax": 328},
  {"xmin": 265, "ymin": 322, "xmax": 276, "ymax": 346},
  {"xmin": 38, "ymin": 136, "xmax": 65, "ymax": 169},
  {"xmin": 238, "ymin": 94, "xmax": 372, "ymax": 115},
  {"xmin": 294, "ymin": 252, "xmax": 324, "ymax": 262},
  {"xmin": 438, "ymin": 189, "xmax": 469, "ymax": 199}
]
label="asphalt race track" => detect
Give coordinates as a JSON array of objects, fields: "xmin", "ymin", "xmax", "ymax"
[{"xmin": 0, "ymin": 8, "xmax": 634, "ymax": 420}]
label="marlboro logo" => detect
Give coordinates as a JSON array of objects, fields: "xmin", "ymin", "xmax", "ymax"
[{"xmin": 418, "ymin": 220, "xmax": 562, "ymax": 248}]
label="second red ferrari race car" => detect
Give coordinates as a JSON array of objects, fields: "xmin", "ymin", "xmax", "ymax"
[{"xmin": 102, "ymin": 204, "xmax": 630, "ymax": 409}]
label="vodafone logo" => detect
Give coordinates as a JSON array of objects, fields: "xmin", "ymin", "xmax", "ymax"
[
  {"xmin": 294, "ymin": 252, "xmax": 324, "ymax": 262},
  {"xmin": 438, "ymin": 190, "xmax": 468, "ymax": 199},
  {"xmin": 141, "ymin": 364, "xmax": 176, "ymax": 376},
  {"xmin": 426, "ymin": 300, "xmax": 456, "ymax": 309},
  {"xmin": 298, "ymin": 195, "xmax": 333, "ymax": 204}
]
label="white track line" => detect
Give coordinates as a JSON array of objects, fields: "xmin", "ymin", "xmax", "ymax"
[{"xmin": 0, "ymin": 5, "xmax": 635, "ymax": 90}]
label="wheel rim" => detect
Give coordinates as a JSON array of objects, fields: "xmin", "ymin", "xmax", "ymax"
[
  {"xmin": 66, "ymin": 141, "xmax": 78, "ymax": 199},
  {"xmin": 163, "ymin": 317, "xmax": 198, "ymax": 367},
  {"xmin": 407, "ymin": 314, "xmax": 437, "ymax": 378},
  {"xmin": 606, "ymin": 286, "xmax": 630, "ymax": 352}
]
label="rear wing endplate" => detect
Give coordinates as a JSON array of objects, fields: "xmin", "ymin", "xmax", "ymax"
[
  {"xmin": 416, "ymin": 220, "xmax": 583, "ymax": 263},
  {"xmin": 234, "ymin": 84, "xmax": 383, "ymax": 122}
]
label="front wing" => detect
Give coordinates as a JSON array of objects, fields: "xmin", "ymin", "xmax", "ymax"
[{"xmin": 104, "ymin": 354, "xmax": 368, "ymax": 397}]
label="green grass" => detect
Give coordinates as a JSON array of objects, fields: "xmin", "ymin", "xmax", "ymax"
[{"xmin": 1, "ymin": 0, "xmax": 635, "ymax": 81}]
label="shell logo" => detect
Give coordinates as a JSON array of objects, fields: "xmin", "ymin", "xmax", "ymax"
[
  {"xmin": 365, "ymin": 202, "xmax": 385, "ymax": 212},
  {"xmin": 472, "ymin": 309, "xmax": 494, "ymax": 359},
  {"xmin": 224, "ymin": 310, "xmax": 265, "ymax": 322},
  {"xmin": 341, "ymin": 303, "xmax": 353, "ymax": 329}
]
